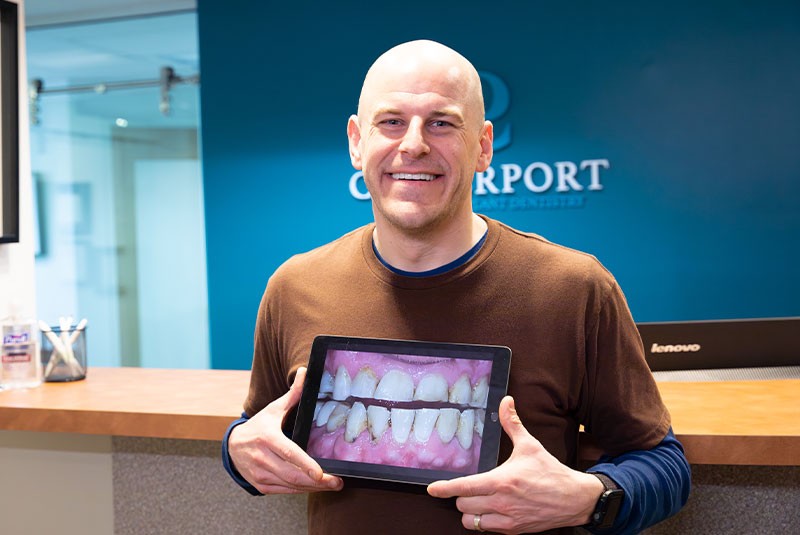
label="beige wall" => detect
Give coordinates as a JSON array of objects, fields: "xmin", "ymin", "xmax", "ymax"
[{"xmin": 0, "ymin": 431, "xmax": 114, "ymax": 534}]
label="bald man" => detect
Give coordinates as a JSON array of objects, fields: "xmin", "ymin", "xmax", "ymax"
[{"xmin": 224, "ymin": 40, "xmax": 689, "ymax": 534}]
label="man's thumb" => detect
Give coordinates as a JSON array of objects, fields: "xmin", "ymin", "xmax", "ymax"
[
  {"xmin": 276, "ymin": 366, "xmax": 306, "ymax": 413},
  {"xmin": 499, "ymin": 395, "xmax": 529, "ymax": 444}
]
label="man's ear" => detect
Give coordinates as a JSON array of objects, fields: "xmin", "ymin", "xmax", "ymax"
[
  {"xmin": 476, "ymin": 120, "xmax": 494, "ymax": 173},
  {"xmin": 347, "ymin": 115, "xmax": 363, "ymax": 170}
]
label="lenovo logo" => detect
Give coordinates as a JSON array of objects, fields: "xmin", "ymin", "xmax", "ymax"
[{"xmin": 651, "ymin": 343, "xmax": 702, "ymax": 354}]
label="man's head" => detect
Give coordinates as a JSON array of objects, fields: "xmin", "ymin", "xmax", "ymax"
[{"xmin": 348, "ymin": 40, "xmax": 493, "ymax": 237}]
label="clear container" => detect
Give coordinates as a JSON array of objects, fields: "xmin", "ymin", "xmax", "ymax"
[
  {"xmin": 41, "ymin": 325, "xmax": 87, "ymax": 382},
  {"xmin": 1, "ymin": 320, "xmax": 42, "ymax": 389}
]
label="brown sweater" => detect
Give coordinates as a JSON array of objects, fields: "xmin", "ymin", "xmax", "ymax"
[{"xmin": 244, "ymin": 216, "xmax": 669, "ymax": 535}]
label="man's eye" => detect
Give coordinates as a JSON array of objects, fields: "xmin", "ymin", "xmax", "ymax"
[
  {"xmin": 430, "ymin": 120, "xmax": 453, "ymax": 128},
  {"xmin": 380, "ymin": 119, "xmax": 402, "ymax": 126}
]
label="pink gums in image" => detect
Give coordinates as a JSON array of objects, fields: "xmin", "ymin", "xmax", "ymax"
[{"xmin": 308, "ymin": 350, "xmax": 491, "ymax": 474}]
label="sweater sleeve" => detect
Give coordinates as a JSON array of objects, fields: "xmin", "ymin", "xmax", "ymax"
[
  {"xmin": 221, "ymin": 413, "xmax": 263, "ymax": 496},
  {"xmin": 585, "ymin": 428, "xmax": 691, "ymax": 534}
]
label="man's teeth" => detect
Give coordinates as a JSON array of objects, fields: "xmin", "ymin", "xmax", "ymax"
[
  {"xmin": 327, "ymin": 403, "xmax": 349, "ymax": 432},
  {"xmin": 413, "ymin": 408, "xmax": 439, "ymax": 442},
  {"xmin": 414, "ymin": 373, "xmax": 448, "ymax": 402},
  {"xmin": 449, "ymin": 374, "xmax": 471, "ymax": 404},
  {"xmin": 351, "ymin": 367, "xmax": 378, "ymax": 398},
  {"xmin": 367, "ymin": 405, "xmax": 390, "ymax": 441},
  {"xmin": 470, "ymin": 376, "xmax": 489, "ymax": 409},
  {"xmin": 333, "ymin": 366, "xmax": 351, "ymax": 401},
  {"xmin": 324, "ymin": 402, "xmax": 485, "ymax": 448},
  {"xmin": 374, "ymin": 370, "xmax": 414, "ymax": 401},
  {"xmin": 318, "ymin": 367, "xmax": 489, "ymax": 446},
  {"xmin": 391, "ymin": 408, "xmax": 414, "ymax": 444},
  {"xmin": 324, "ymin": 367, "xmax": 487, "ymax": 409},
  {"xmin": 457, "ymin": 409, "xmax": 475, "ymax": 450},
  {"xmin": 436, "ymin": 408, "xmax": 459, "ymax": 443},
  {"xmin": 316, "ymin": 400, "xmax": 339, "ymax": 427},
  {"xmin": 392, "ymin": 172, "xmax": 436, "ymax": 181},
  {"xmin": 345, "ymin": 402, "xmax": 367, "ymax": 442},
  {"xmin": 319, "ymin": 370, "xmax": 334, "ymax": 397},
  {"xmin": 475, "ymin": 409, "xmax": 485, "ymax": 438}
]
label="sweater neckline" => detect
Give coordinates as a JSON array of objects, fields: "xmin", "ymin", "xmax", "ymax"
[{"xmin": 360, "ymin": 215, "xmax": 501, "ymax": 290}]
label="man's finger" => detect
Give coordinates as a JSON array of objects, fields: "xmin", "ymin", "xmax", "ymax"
[
  {"xmin": 427, "ymin": 471, "xmax": 496, "ymax": 499},
  {"xmin": 267, "ymin": 431, "xmax": 328, "ymax": 482},
  {"xmin": 254, "ymin": 471, "xmax": 343, "ymax": 495},
  {"xmin": 259, "ymin": 443, "xmax": 342, "ymax": 490}
]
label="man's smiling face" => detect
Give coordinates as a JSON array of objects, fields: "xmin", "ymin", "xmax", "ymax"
[{"xmin": 348, "ymin": 41, "xmax": 493, "ymax": 237}]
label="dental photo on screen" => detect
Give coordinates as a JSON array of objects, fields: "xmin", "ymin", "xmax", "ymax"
[{"xmin": 309, "ymin": 348, "xmax": 492, "ymax": 474}]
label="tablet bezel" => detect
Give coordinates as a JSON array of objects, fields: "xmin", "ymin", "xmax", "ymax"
[{"xmin": 291, "ymin": 335, "xmax": 512, "ymax": 486}]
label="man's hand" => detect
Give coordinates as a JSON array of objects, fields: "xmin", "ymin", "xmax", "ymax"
[
  {"xmin": 228, "ymin": 367, "xmax": 344, "ymax": 494},
  {"xmin": 427, "ymin": 396, "xmax": 603, "ymax": 534}
]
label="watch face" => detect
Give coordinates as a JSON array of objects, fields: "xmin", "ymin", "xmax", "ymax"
[{"xmin": 594, "ymin": 489, "xmax": 625, "ymax": 529}]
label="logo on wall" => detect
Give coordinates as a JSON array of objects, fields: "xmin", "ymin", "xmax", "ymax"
[{"xmin": 349, "ymin": 71, "xmax": 610, "ymax": 211}]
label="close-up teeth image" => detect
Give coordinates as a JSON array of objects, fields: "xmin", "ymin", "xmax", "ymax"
[
  {"xmin": 436, "ymin": 408, "xmax": 459, "ymax": 443},
  {"xmin": 332, "ymin": 365, "xmax": 351, "ymax": 401},
  {"xmin": 367, "ymin": 405, "xmax": 390, "ymax": 441},
  {"xmin": 319, "ymin": 370, "xmax": 334, "ymax": 394},
  {"xmin": 345, "ymin": 402, "xmax": 368, "ymax": 442},
  {"xmin": 414, "ymin": 373, "xmax": 448, "ymax": 402},
  {"xmin": 326, "ymin": 402, "xmax": 349, "ymax": 432},
  {"xmin": 449, "ymin": 374, "xmax": 471, "ymax": 404},
  {"xmin": 307, "ymin": 353, "xmax": 493, "ymax": 473},
  {"xmin": 457, "ymin": 409, "xmax": 475, "ymax": 450},
  {"xmin": 413, "ymin": 408, "xmax": 439, "ymax": 442},
  {"xmin": 391, "ymin": 408, "xmax": 414, "ymax": 444},
  {"xmin": 351, "ymin": 368, "xmax": 378, "ymax": 398},
  {"xmin": 316, "ymin": 400, "xmax": 339, "ymax": 427},
  {"xmin": 470, "ymin": 376, "xmax": 489, "ymax": 408},
  {"xmin": 474, "ymin": 409, "xmax": 485, "ymax": 437},
  {"xmin": 374, "ymin": 369, "xmax": 414, "ymax": 401}
]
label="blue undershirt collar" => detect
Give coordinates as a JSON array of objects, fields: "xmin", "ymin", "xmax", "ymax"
[{"xmin": 372, "ymin": 230, "xmax": 488, "ymax": 278}]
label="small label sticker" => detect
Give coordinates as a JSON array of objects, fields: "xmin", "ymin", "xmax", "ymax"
[
  {"xmin": 3, "ymin": 332, "xmax": 31, "ymax": 345},
  {"xmin": 3, "ymin": 352, "xmax": 33, "ymax": 363}
]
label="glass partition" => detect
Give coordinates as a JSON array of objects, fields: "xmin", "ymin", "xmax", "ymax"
[{"xmin": 27, "ymin": 12, "xmax": 208, "ymax": 368}]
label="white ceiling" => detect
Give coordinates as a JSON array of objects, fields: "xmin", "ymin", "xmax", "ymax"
[{"xmin": 24, "ymin": 0, "xmax": 200, "ymax": 128}]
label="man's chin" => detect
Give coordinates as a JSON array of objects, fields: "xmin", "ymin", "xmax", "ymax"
[{"xmin": 377, "ymin": 210, "xmax": 451, "ymax": 237}]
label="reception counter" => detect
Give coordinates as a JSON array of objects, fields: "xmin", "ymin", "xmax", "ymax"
[{"xmin": 1, "ymin": 367, "xmax": 799, "ymax": 533}]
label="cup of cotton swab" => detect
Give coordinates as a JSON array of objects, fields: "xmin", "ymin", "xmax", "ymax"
[{"xmin": 39, "ymin": 318, "xmax": 88, "ymax": 382}]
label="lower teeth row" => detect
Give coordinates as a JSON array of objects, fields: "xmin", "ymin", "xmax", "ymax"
[{"xmin": 315, "ymin": 401, "xmax": 484, "ymax": 449}]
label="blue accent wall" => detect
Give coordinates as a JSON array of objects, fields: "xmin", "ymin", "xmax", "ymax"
[{"xmin": 198, "ymin": 1, "xmax": 800, "ymax": 369}]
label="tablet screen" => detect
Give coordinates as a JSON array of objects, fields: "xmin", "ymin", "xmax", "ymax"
[{"xmin": 292, "ymin": 335, "xmax": 512, "ymax": 486}]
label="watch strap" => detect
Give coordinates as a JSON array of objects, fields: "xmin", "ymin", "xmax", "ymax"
[{"xmin": 593, "ymin": 472, "xmax": 620, "ymax": 492}]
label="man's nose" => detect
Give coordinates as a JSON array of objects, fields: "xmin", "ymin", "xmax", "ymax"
[{"xmin": 398, "ymin": 118, "xmax": 430, "ymax": 158}]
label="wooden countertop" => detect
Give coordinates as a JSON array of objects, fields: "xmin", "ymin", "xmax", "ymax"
[
  {"xmin": 0, "ymin": 367, "xmax": 246, "ymax": 441},
  {"xmin": 0, "ymin": 367, "xmax": 798, "ymax": 466}
]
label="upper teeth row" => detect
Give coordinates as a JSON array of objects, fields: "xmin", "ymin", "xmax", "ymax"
[
  {"xmin": 392, "ymin": 173, "xmax": 436, "ymax": 181},
  {"xmin": 314, "ymin": 400, "xmax": 485, "ymax": 448},
  {"xmin": 320, "ymin": 366, "xmax": 489, "ymax": 409}
]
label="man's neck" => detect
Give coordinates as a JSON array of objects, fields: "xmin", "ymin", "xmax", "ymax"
[{"xmin": 372, "ymin": 213, "xmax": 488, "ymax": 273}]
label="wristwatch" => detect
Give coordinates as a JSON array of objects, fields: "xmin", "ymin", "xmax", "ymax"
[{"xmin": 586, "ymin": 473, "xmax": 624, "ymax": 530}]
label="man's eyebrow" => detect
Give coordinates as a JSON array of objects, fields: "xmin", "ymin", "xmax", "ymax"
[
  {"xmin": 370, "ymin": 106, "xmax": 465, "ymax": 123},
  {"xmin": 429, "ymin": 109, "xmax": 465, "ymax": 122},
  {"xmin": 371, "ymin": 106, "xmax": 403, "ymax": 118}
]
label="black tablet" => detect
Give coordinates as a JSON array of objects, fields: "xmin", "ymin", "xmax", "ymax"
[{"xmin": 292, "ymin": 335, "xmax": 512, "ymax": 486}]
